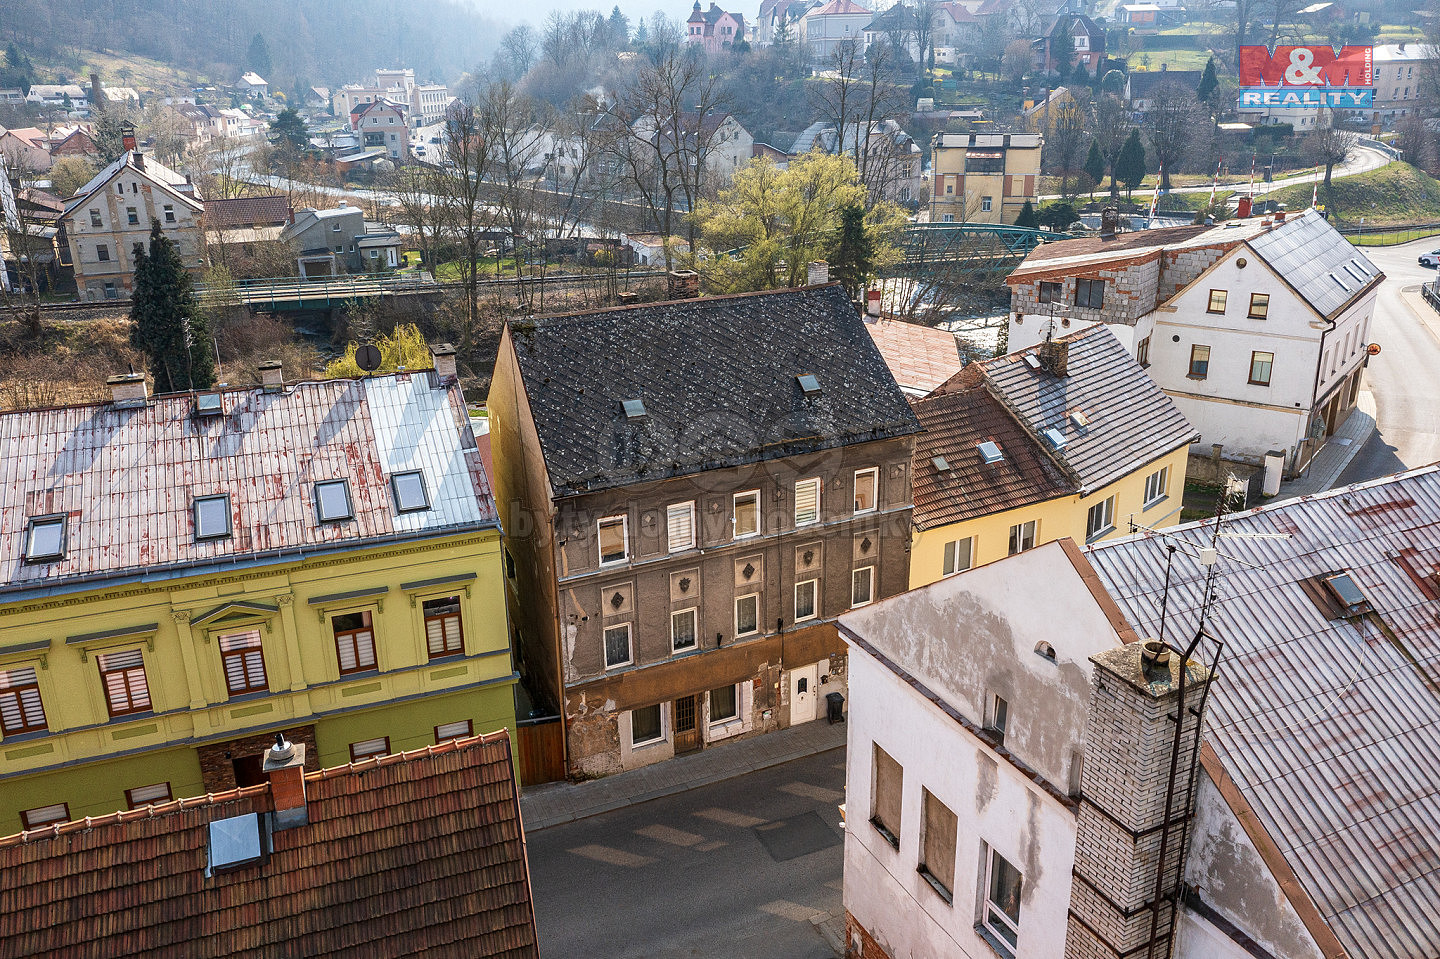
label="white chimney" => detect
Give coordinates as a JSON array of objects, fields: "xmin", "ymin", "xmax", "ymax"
[
  {"xmin": 807, "ymin": 260, "xmax": 829, "ymax": 286},
  {"xmin": 107, "ymin": 372, "xmax": 148, "ymax": 408},
  {"xmin": 258, "ymin": 360, "xmax": 283, "ymax": 392},
  {"xmin": 430, "ymin": 343, "xmax": 458, "ymax": 381}
]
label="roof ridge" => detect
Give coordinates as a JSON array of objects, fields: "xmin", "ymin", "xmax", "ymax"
[
  {"xmin": 305, "ymin": 728, "xmax": 511, "ymax": 782},
  {"xmin": 0, "ymin": 782, "xmax": 271, "ymax": 847},
  {"xmin": 521, "ymin": 281, "xmax": 847, "ymax": 325}
]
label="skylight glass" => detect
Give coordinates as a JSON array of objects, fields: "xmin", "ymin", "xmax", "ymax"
[
  {"xmin": 977, "ymin": 441, "xmax": 1004, "ymax": 464},
  {"xmin": 391, "ymin": 471, "xmax": 430, "ymax": 513},
  {"xmin": 194, "ymin": 495, "xmax": 232, "ymax": 540},
  {"xmin": 195, "ymin": 392, "xmax": 224, "ymax": 416},
  {"xmin": 931, "ymin": 455, "xmax": 950, "ymax": 471},
  {"xmin": 1044, "ymin": 427, "xmax": 1069, "ymax": 449},
  {"xmin": 1023, "ymin": 354, "xmax": 1042, "ymax": 371},
  {"xmin": 1324, "ymin": 571, "xmax": 1367, "ymax": 611},
  {"xmin": 315, "ymin": 479, "xmax": 354, "ymax": 522},
  {"xmin": 796, "ymin": 374, "xmax": 821, "ymax": 394},
  {"xmin": 24, "ymin": 516, "xmax": 65, "ymax": 562},
  {"xmin": 622, "ymin": 398, "xmax": 647, "ymax": 420}
]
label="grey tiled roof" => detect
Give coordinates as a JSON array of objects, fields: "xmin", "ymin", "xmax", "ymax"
[
  {"xmin": 1086, "ymin": 465, "xmax": 1440, "ymax": 959},
  {"xmin": 981, "ymin": 325, "xmax": 1195, "ymax": 492},
  {"xmin": 508, "ymin": 284, "xmax": 921, "ymax": 496},
  {"xmin": 0, "ymin": 374, "xmax": 496, "ymax": 598},
  {"xmin": 1248, "ymin": 209, "xmax": 1382, "ymax": 319}
]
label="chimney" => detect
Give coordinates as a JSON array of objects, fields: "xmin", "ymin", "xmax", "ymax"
[
  {"xmin": 667, "ymin": 270, "xmax": 699, "ymax": 299},
  {"xmin": 807, "ymin": 260, "xmax": 829, "ymax": 286},
  {"xmin": 287, "ymin": 205, "xmax": 295, "ymax": 226},
  {"xmin": 1064, "ymin": 642, "xmax": 1213, "ymax": 959},
  {"xmin": 1100, "ymin": 206, "xmax": 1119, "ymax": 238},
  {"xmin": 1274, "ymin": 204, "xmax": 1287, "ymax": 223},
  {"xmin": 258, "ymin": 359, "xmax": 284, "ymax": 392},
  {"xmin": 120, "ymin": 120, "xmax": 137, "ymax": 155},
  {"xmin": 430, "ymin": 343, "xmax": 457, "ymax": 381},
  {"xmin": 90, "ymin": 73, "xmax": 104, "ymax": 113},
  {"xmin": 263, "ymin": 734, "xmax": 309, "ymax": 830},
  {"xmin": 107, "ymin": 372, "xmax": 148, "ymax": 408},
  {"xmin": 1038, "ymin": 336, "xmax": 1069, "ymax": 376},
  {"xmin": 1236, "ymin": 196, "xmax": 1253, "ymax": 218},
  {"xmin": 866, "ymin": 289, "xmax": 882, "ymax": 317}
]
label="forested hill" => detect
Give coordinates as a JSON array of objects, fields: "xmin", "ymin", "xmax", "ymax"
[{"xmin": 1, "ymin": 0, "xmax": 501, "ymax": 87}]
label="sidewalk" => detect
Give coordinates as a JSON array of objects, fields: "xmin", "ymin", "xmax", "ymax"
[
  {"xmin": 519, "ymin": 719, "xmax": 848, "ymax": 833},
  {"xmin": 1276, "ymin": 389, "xmax": 1377, "ymax": 499}
]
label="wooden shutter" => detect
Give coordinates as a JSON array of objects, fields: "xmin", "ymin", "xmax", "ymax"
[{"xmin": 922, "ymin": 789, "xmax": 958, "ymax": 895}]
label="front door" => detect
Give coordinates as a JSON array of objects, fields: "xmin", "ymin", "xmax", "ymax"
[
  {"xmin": 673, "ymin": 695, "xmax": 700, "ymax": 754},
  {"xmin": 791, "ymin": 663, "xmax": 820, "ymax": 726}
]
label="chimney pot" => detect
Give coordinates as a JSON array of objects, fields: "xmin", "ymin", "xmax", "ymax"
[
  {"xmin": 107, "ymin": 372, "xmax": 149, "ymax": 408},
  {"xmin": 430, "ymin": 343, "xmax": 457, "ymax": 381},
  {"xmin": 263, "ymin": 739, "xmax": 308, "ymax": 830},
  {"xmin": 807, "ymin": 260, "xmax": 829, "ymax": 286},
  {"xmin": 258, "ymin": 360, "xmax": 284, "ymax": 392}
]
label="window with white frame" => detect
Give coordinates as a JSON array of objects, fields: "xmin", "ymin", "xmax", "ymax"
[
  {"xmin": 709, "ymin": 684, "xmax": 739, "ymax": 724},
  {"xmin": 854, "ymin": 468, "xmax": 878, "ymax": 513},
  {"xmin": 126, "ymin": 782, "xmax": 172, "ymax": 808},
  {"xmin": 666, "ymin": 502, "xmax": 695, "ymax": 552},
  {"xmin": 851, "ymin": 566, "xmax": 875, "ymax": 607},
  {"xmin": 735, "ymin": 593, "xmax": 760, "ymax": 636},
  {"xmin": 349, "ymin": 737, "xmax": 390, "ymax": 760},
  {"xmin": 1086, "ymin": 496, "xmax": 1116, "ymax": 540},
  {"xmin": 942, "ymin": 537, "xmax": 973, "ymax": 576},
  {"xmin": 733, "ymin": 490, "xmax": 760, "ymax": 537},
  {"xmin": 795, "ymin": 579, "xmax": 818, "ymax": 622},
  {"xmin": 671, "ymin": 608, "xmax": 698, "ymax": 652},
  {"xmin": 1008, "ymin": 520, "xmax": 1036, "ymax": 555},
  {"xmin": 0, "ymin": 665, "xmax": 47, "ymax": 735},
  {"xmin": 97, "ymin": 649, "xmax": 151, "ymax": 717},
  {"xmin": 598, "ymin": 515, "xmax": 628, "ymax": 565},
  {"xmin": 871, "ymin": 742, "xmax": 902, "ymax": 847},
  {"xmin": 982, "ymin": 845, "xmax": 1024, "ymax": 956},
  {"xmin": 604, "ymin": 623, "xmax": 632, "ymax": 668},
  {"xmin": 920, "ymin": 789, "xmax": 958, "ymax": 902},
  {"xmin": 217, "ymin": 629, "xmax": 268, "ymax": 696},
  {"xmin": 630, "ymin": 703, "xmax": 663, "ymax": 746},
  {"xmin": 1144, "ymin": 467, "xmax": 1169, "ymax": 506},
  {"xmin": 794, "ymin": 477, "xmax": 821, "ymax": 526}
]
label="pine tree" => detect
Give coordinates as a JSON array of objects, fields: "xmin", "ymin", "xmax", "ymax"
[
  {"xmin": 1197, "ymin": 57, "xmax": 1218, "ymax": 102},
  {"xmin": 830, "ymin": 204, "xmax": 874, "ymax": 300},
  {"xmin": 1014, "ymin": 199, "xmax": 1039, "ymax": 229},
  {"xmin": 129, "ymin": 221, "xmax": 215, "ymax": 394},
  {"xmin": 247, "ymin": 33, "xmax": 272, "ymax": 77},
  {"xmin": 1083, "ymin": 140, "xmax": 1105, "ymax": 196},
  {"xmin": 1116, "ymin": 128, "xmax": 1147, "ymax": 200}
]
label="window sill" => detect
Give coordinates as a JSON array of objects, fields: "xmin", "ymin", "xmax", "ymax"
[
  {"xmin": 976, "ymin": 924, "xmax": 1017, "ymax": 959},
  {"xmin": 631, "ymin": 735, "xmax": 667, "ymax": 751},
  {"xmin": 598, "ymin": 558, "xmax": 630, "ymax": 569},
  {"xmin": 1085, "ymin": 525, "xmax": 1116, "ymax": 544},
  {"xmin": 870, "ymin": 818, "xmax": 899, "ymax": 849},
  {"xmin": 1186, "ymin": 374, "xmax": 1208, "ymax": 381},
  {"xmin": 106, "ymin": 710, "xmax": 157, "ymax": 725},
  {"xmin": 337, "ymin": 668, "xmax": 380, "ymax": 681},
  {"xmin": 224, "ymin": 690, "xmax": 272, "ymax": 704},
  {"xmin": 1142, "ymin": 495, "xmax": 1168, "ymax": 512},
  {"xmin": 426, "ymin": 653, "xmax": 466, "ymax": 666},
  {"xmin": 918, "ymin": 867, "xmax": 954, "ymax": 905},
  {"xmin": 0, "ymin": 728, "xmax": 53, "ymax": 745},
  {"xmin": 604, "ymin": 661, "xmax": 634, "ymax": 672},
  {"xmin": 1248, "ymin": 381, "xmax": 1272, "ymax": 388}
]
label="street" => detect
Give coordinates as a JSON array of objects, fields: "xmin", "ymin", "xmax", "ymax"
[
  {"xmin": 1338, "ymin": 237, "xmax": 1440, "ymax": 485},
  {"xmin": 527, "ymin": 748, "xmax": 847, "ymax": 959}
]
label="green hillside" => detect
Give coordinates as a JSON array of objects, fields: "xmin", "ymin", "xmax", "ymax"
[{"xmin": 1253, "ymin": 163, "xmax": 1440, "ymax": 226}]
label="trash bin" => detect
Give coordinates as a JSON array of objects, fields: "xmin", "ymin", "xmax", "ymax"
[{"xmin": 826, "ymin": 691, "xmax": 845, "ymax": 725}]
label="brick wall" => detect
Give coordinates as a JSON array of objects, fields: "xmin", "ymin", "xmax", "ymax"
[
  {"xmin": 197, "ymin": 724, "xmax": 318, "ymax": 792},
  {"xmin": 1158, "ymin": 243, "xmax": 1234, "ymax": 300},
  {"xmin": 845, "ymin": 910, "xmax": 895, "ymax": 959}
]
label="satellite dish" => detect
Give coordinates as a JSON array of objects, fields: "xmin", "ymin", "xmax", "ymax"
[{"xmin": 355, "ymin": 344, "xmax": 382, "ymax": 373}]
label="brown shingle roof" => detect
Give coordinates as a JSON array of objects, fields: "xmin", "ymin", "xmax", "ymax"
[
  {"xmin": 203, "ymin": 194, "xmax": 290, "ymax": 229},
  {"xmin": 864, "ymin": 317, "xmax": 965, "ymax": 397},
  {"xmin": 0, "ymin": 732, "xmax": 540, "ymax": 959},
  {"xmin": 1012, "ymin": 223, "xmax": 1213, "ymax": 269}
]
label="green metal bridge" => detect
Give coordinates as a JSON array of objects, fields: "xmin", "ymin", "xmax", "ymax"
[
  {"xmin": 195, "ymin": 272, "xmax": 444, "ymax": 312},
  {"xmin": 890, "ymin": 223, "xmax": 1071, "ymax": 275}
]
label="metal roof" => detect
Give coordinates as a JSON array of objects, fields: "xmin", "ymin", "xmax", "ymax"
[
  {"xmin": 1085, "ymin": 465, "xmax": 1440, "ymax": 959},
  {"xmin": 0, "ymin": 374, "xmax": 496, "ymax": 598},
  {"xmin": 1248, "ymin": 209, "xmax": 1382, "ymax": 319}
]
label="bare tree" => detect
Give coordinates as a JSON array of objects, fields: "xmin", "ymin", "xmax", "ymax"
[
  {"xmin": 433, "ymin": 101, "xmax": 496, "ymax": 354},
  {"xmin": 184, "ymin": 136, "xmax": 253, "ymax": 201},
  {"xmin": 1093, "ymin": 93, "xmax": 1132, "ymax": 200},
  {"xmin": 1047, "ymin": 95, "xmax": 1088, "ymax": 198},
  {"xmin": 501, "ymin": 25, "xmax": 538, "ymax": 78},
  {"xmin": 1307, "ymin": 108, "xmax": 1358, "ymax": 187},
  {"xmin": 911, "ymin": 1, "xmax": 941, "ymax": 80},
  {"xmin": 1145, "ymin": 84, "xmax": 1198, "ymax": 192},
  {"xmin": 0, "ymin": 153, "xmax": 48, "ymax": 338},
  {"xmin": 1003, "ymin": 39, "xmax": 1032, "ymax": 87}
]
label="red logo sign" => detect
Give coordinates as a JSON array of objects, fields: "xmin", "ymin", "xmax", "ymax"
[{"xmin": 1237, "ymin": 45, "xmax": 1372, "ymax": 87}]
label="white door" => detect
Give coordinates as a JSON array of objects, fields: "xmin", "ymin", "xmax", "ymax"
[{"xmin": 790, "ymin": 663, "xmax": 820, "ymax": 725}]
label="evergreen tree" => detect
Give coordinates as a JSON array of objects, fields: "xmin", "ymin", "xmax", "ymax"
[
  {"xmin": 1197, "ymin": 57, "xmax": 1218, "ymax": 102},
  {"xmin": 1116, "ymin": 128, "xmax": 1147, "ymax": 199},
  {"xmin": 129, "ymin": 222, "xmax": 215, "ymax": 394},
  {"xmin": 634, "ymin": 18, "xmax": 649, "ymax": 46},
  {"xmin": 247, "ymin": 33, "xmax": 272, "ymax": 76},
  {"xmin": 608, "ymin": 5, "xmax": 630, "ymax": 46},
  {"xmin": 1083, "ymin": 140, "xmax": 1105, "ymax": 195},
  {"xmin": 1014, "ymin": 199, "xmax": 1039, "ymax": 229},
  {"xmin": 269, "ymin": 108, "xmax": 309, "ymax": 154},
  {"xmin": 830, "ymin": 204, "xmax": 874, "ymax": 300}
]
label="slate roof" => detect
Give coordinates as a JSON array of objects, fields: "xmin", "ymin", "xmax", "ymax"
[
  {"xmin": 1248, "ymin": 208, "xmax": 1381, "ymax": 319},
  {"xmin": 1126, "ymin": 69, "xmax": 1203, "ymax": 98},
  {"xmin": 1085, "ymin": 465, "xmax": 1440, "ymax": 959},
  {"xmin": 508, "ymin": 284, "xmax": 922, "ymax": 497},
  {"xmin": 910, "ymin": 366, "xmax": 1073, "ymax": 529},
  {"xmin": 202, "ymin": 194, "xmax": 290, "ymax": 229},
  {"xmin": 0, "ymin": 732, "xmax": 539, "ymax": 959},
  {"xmin": 973, "ymin": 324, "xmax": 1195, "ymax": 492},
  {"xmin": 65, "ymin": 151, "xmax": 200, "ymax": 218},
  {"xmin": 0, "ymin": 372, "xmax": 496, "ymax": 600}
]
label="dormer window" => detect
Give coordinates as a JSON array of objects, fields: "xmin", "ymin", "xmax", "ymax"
[
  {"xmin": 315, "ymin": 479, "xmax": 354, "ymax": 522},
  {"xmin": 194, "ymin": 494, "xmax": 232, "ymax": 540},
  {"xmin": 1324, "ymin": 572, "xmax": 1368, "ymax": 614},
  {"xmin": 24, "ymin": 515, "xmax": 66, "ymax": 562},
  {"xmin": 391, "ymin": 471, "xmax": 430, "ymax": 513}
]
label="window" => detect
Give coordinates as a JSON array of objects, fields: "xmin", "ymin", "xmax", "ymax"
[
  {"xmin": 709, "ymin": 684, "xmax": 738, "ymax": 723},
  {"xmin": 985, "ymin": 693, "xmax": 1009, "ymax": 744},
  {"xmin": 851, "ymin": 566, "xmax": 875, "ymax": 607},
  {"xmin": 1135, "ymin": 334, "xmax": 1151, "ymax": 367},
  {"xmin": 604, "ymin": 623, "xmax": 632, "ymax": 668},
  {"xmin": 333, "ymin": 610, "xmax": 377, "ymax": 673},
  {"xmin": 735, "ymin": 593, "xmax": 760, "ymax": 636},
  {"xmin": 982, "ymin": 846, "xmax": 1024, "ymax": 956},
  {"xmin": 1008, "ymin": 520, "xmax": 1036, "ymax": 555},
  {"xmin": 942, "ymin": 537, "xmax": 973, "ymax": 576},
  {"xmin": 1144, "ymin": 467, "xmax": 1169, "ymax": 506},
  {"xmin": 980, "ymin": 196, "xmax": 992, "ymax": 212},
  {"xmin": 21, "ymin": 803, "xmax": 69, "ymax": 830},
  {"xmin": 1207, "ymin": 289, "xmax": 1228, "ymax": 313},
  {"xmin": 89, "ymin": 209, "xmax": 101, "ymax": 227},
  {"xmin": 1074, "ymin": 278, "xmax": 1104, "ymax": 309},
  {"xmin": 1248, "ymin": 292, "xmax": 1270, "ymax": 318},
  {"xmin": 942, "ymin": 213, "xmax": 955, "ymax": 222},
  {"xmin": 163, "ymin": 204, "xmax": 175, "ymax": 223},
  {"xmin": 349, "ymin": 737, "xmax": 390, "ymax": 760},
  {"xmin": 104, "ymin": 282, "xmax": 117, "ymax": 299},
  {"xmin": 126, "ymin": 207, "xmax": 139, "ymax": 225},
  {"xmin": 23, "ymin": 515, "xmax": 66, "ymax": 562},
  {"xmin": 598, "ymin": 515, "xmax": 628, "ymax": 565},
  {"xmin": 795, "ymin": 579, "xmax": 818, "ymax": 622},
  {"xmin": 854, "ymin": 468, "xmax": 878, "ymax": 513},
  {"xmin": 733, "ymin": 491, "xmax": 760, "ymax": 537},
  {"xmin": 1188, "ymin": 345, "xmax": 1211, "ymax": 379},
  {"xmin": 435, "ymin": 719, "xmax": 473, "ymax": 742},
  {"xmin": 795, "ymin": 477, "xmax": 821, "ymax": 526},
  {"xmin": 871, "ymin": 743, "xmax": 902, "ymax": 847},
  {"xmin": 193, "ymin": 494, "xmax": 232, "ymax": 540},
  {"xmin": 126, "ymin": 782, "xmax": 172, "ymax": 808},
  {"xmin": 1038, "ymin": 280, "xmax": 1062, "ymax": 304},
  {"xmin": 671, "ymin": 608, "xmax": 698, "ymax": 652},
  {"xmin": 96, "ymin": 243, "xmax": 110, "ymax": 262},
  {"xmin": 391, "ymin": 471, "xmax": 430, "ymax": 512},
  {"xmin": 218, "ymin": 629, "xmax": 268, "ymax": 695},
  {"xmin": 0, "ymin": 666, "xmax": 47, "ymax": 735},
  {"xmin": 314, "ymin": 479, "xmax": 353, "ymax": 522},
  {"xmin": 423, "ymin": 596, "xmax": 465, "ymax": 658},
  {"xmin": 920, "ymin": 789, "xmax": 958, "ymax": 902},
  {"xmin": 631, "ymin": 703, "xmax": 663, "ymax": 746},
  {"xmin": 97, "ymin": 649, "xmax": 151, "ymax": 717},
  {"xmin": 1249, "ymin": 350, "xmax": 1274, "ymax": 386},
  {"xmin": 332, "ymin": 222, "xmax": 342, "ymax": 232},
  {"xmin": 1087, "ymin": 496, "xmax": 1116, "ymax": 540}
]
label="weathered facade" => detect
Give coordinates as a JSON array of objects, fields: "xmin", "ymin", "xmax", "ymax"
[{"xmin": 930, "ymin": 133, "xmax": 1041, "ymax": 226}]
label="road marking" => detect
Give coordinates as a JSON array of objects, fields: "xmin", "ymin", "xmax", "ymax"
[
  {"xmin": 567, "ymin": 844, "xmax": 657, "ymax": 868},
  {"xmin": 693, "ymin": 807, "xmax": 766, "ymax": 828}
]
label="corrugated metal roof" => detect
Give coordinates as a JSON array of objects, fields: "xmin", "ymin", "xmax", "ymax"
[
  {"xmin": 0, "ymin": 374, "xmax": 495, "ymax": 597},
  {"xmin": 1248, "ymin": 209, "xmax": 1382, "ymax": 319},
  {"xmin": 1085, "ymin": 465, "xmax": 1440, "ymax": 959}
]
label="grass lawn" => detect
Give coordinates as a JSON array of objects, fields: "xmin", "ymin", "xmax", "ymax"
[
  {"xmin": 435, "ymin": 258, "xmax": 520, "ymax": 281},
  {"xmin": 1350, "ymin": 227, "xmax": 1440, "ymax": 247},
  {"xmin": 1253, "ymin": 163, "xmax": 1440, "ymax": 226},
  {"xmin": 1126, "ymin": 50, "xmax": 1213, "ymax": 72}
]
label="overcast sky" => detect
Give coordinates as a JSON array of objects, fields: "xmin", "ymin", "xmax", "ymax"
[{"xmin": 483, "ymin": 0, "xmax": 701, "ymax": 29}]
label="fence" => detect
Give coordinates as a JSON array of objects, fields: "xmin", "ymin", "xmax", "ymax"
[
  {"xmin": 1424, "ymin": 279, "xmax": 1440, "ymax": 316},
  {"xmin": 516, "ymin": 716, "xmax": 566, "ymax": 786},
  {"xmin": 1356, "ymin": 137, "xmax": 1402, "ymax": 160},
  {"xmin": 1340, "ymin": 222, "xmax": 1440, "ymax": 247}
]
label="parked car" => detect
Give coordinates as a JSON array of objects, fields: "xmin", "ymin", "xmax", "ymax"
[{"xmin": 1420, "ymin": 249, "xmax": 1440, "ymax": 268}]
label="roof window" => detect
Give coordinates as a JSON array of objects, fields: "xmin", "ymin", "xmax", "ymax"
[
  {"xmin": 391, "ymin": 470, "xmax": 430, "ymax": 513},
  {"xmin": 1329, "ymin": 272, "xmax": 1350, "ymax": 292},
  {"xmin": 931, "ymin": 454, "xmax": 950, "ymax": 471},
  {"xmin": 1068, "ymin": 409, "xmax": 1091, "ymax": 428},
  {"xmin": 622, "ymin": 398, "xmax": 647, "ymax": 420},
  {"xmin": 194, "ymin": 494, "xmax": 232, "ymax": 540},
  {"xmin": 24, "ymin": 515, "xmax": 66, "ymax": 562},
  {"xmin": 977, "ymin": 440, "xmax": 1004, "ymax": 464},
  {"xmin": 1324, "ymin": 571, "xmax": 1369, "ymax": 613},
  {"xmin": 1043, "ymin": 427, "xmax": 1069, "ymax": 449},
  {"xmin": 796, "ymin": 374, "xmax": 821, "ymax": 395},
  {"xmin": 194, "ymin": 392, "xmax": 224, "ymax": 417},
  {"xmin": 207, "ymin": 812, "xmax": 266, "ymax": 875},
  {"xmin": 1023, "ymin": 354, "xmax": 1042, "ymax": 371},
  {"xmin": 315, "ymin": 479, "xmax": 354, "ymax": 522}
]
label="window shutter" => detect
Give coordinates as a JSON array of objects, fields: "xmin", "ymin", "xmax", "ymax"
[
  {"xmin": 795, "ymin": 479, "xmax": 820, "ymax": 526},
  {"xmin": 426, "ymin": 617, "xmax": 446, "ymax": 656},
  {"xmin": 667, "ymin": 503, "xmax": 694, "ymax": 550},
  {"xmin": 355, "ymin": 628, "xmax": 376, "ymax": 669},
  {"xmin": 125, "ymin": 670, "xmax": 151, "ymax": 710},
  {"xmin": 338, "ymin": 637, "xmax": 359, "ymax": 672}
]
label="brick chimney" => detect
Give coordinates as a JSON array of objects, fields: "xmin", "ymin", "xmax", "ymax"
[
  {"xmin": 430, "ymin": 342, "xmax": 457, "ymax": 381},
  {"xmin": 107, "ymin": 372, "xmax": 148, "ymax": 408},
  {"xmin": 90, "ymin": 73, "xmax": 104, "ymax": 113},
  {"xmin": 667, "ymin": 270, "xmax": 699, "ymax": 299},
  {"xmin": 263, "ymin": 734, "xmax": 309, "ymax": 830},
  {"xmin": 1100, "ymin": 206, "xmax": 1119, "ymax": 238},
  {"xmin": 807, "ymin": 260, "xmax": 829, "ymax": 285},
  {"xmin": 1038, "ymin": 337, "xmax": 1069, "ymax": 376},
  {"xmin": 1065, "ymin": 641, "xmax": 1214, "ymax": 959},
  {"xmin": 258, "ymin": 360, "xmax": 284, "ymax": 392},
  {"xmin": 866, "ymin": 289, "xmax": 882, "ymax": 318}
]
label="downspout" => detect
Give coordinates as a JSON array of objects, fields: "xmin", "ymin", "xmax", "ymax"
[{"xmin": 1302, "ymin": 313, "xmax": 1336, "ymax": 476}]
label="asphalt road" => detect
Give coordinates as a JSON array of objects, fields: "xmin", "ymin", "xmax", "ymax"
[
  {"xmin": 527, "ymin": 747, "xmax": 847, "ymax": 959},
  {"xmin": 1337, "ymin": 237, "xmax": 1440, "ymax": 486}
]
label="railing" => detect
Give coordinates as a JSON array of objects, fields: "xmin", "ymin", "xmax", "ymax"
[
  {"xmin": 1356, "ymin": 136, "xmax": 1402, "ymax": 160},
  {"xmin": 1338, "ymin": 222, "xmax": 1440, "ymax": 246},
  {"xmin": 194, "ymin": 271, "xmax": 441, "ymax": 309},
  {"xmin": 1424, "ymin": 279, "xmax": 1440, "ymax": 316}
]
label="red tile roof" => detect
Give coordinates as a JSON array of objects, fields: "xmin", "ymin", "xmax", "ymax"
[
  {"xmin": 203, "ymin": 194, "xmax": 290, "ymax": 229},
  {"xmin": 864, "ymin": 317, "xmax": 965, "ymax": 397},
  {"xmin": 0, "ymin": 731, "xmax": 539, "ymax": 959}
]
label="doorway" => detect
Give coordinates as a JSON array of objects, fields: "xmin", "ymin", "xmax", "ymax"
[
  {"xmin": 673, "ymin": 695, "xmax": 701, "ymax": 754},
  {"xmin": 790, "ymin": 663, "xmax": 820, "ymax": 725},
  {"xmin": 232, "ymin": 753, "xmax": 266, "ymax": 787}
]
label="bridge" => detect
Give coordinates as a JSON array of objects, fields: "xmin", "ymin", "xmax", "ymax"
[
  {"xmin": 195, "ymin": 272, "xmax": 445, "ymax": 312},
  {"xmin": 891, "ymin": 223, "xmax": 1071, "ymax": 275}
]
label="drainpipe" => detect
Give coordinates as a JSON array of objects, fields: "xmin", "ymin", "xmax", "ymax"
[{"xmin": 1302, "ymin": 313, "xmax": 1337, "ymax": 476}]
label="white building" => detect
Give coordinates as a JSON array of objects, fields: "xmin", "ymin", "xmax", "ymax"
[
  {"xmin": 1005, "ymin": 210, "xmax": 1382, "ymax": 474},
  {"xmin": 803, "ymin": 0, "xmax": 873, "ymax": 60},
  {"xmin": 237, "ymin": 72, "xmax": 269, "ymax": 99},
  {"xmin": 1367, "ymin": 42, "xmax": 1437, "ymax": 125},
  {"xmin": 25, "ymin": 84, "xmax": 88, "ymax": 111}
]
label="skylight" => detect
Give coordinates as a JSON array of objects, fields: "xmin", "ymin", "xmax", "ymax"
[
  {"xmin": 1329, "ymin": 272, "xmax": 1350, "ymax": 291},
  {"xmin": 977, "ymin": 440, "xmax": 1004, "ymax": 464},
  {"xmin": 796, "ymin": 374, "xmax": 821, "ymax": 395},
  {"xmin": 1069, "ymin": 409, "xmax": 1091, "ymax": 428},
  {"xmin": 391, "ymin": 470, "xmax": 430, "ymax": 513},
  {"xmin": 1043, "ymin": 427, "xmax": 1069, "ymax": 449},
  {"xmin": 931, "ymin": 454, "xmax": 950, "ymax": 471},
  {"xmin": 24, "ymin": 515, "xmax": 65, "ymax": 562},
  {"xmin": 193, "ymin": 494, "xmax": 232, "ymax": 541},
  {"xmin": 1023, "ymin": 354, "xmax": 1042, "ymax": 371},
  {"xmin": 622, "ymin": 398, "xmax": 647, "ymax": 420},
  {"xmin": 1324, "ymin": 571, "xmax": 1368, "ymax": 612},
  {"xmin": 194, "ymin": 392, "xmax": 224, "ymax": 417},
  {"xmin": 315, "ymin": 479, "xmax": 354, "ymax": 523},
  {"xmin": 207, "ymin": 812, "xmax": 264, "ymax": 875}
]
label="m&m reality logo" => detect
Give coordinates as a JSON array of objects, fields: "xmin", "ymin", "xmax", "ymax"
[{"xmin": 1237, "ymin": 45, "xmax": 1374, "ymax": 109}]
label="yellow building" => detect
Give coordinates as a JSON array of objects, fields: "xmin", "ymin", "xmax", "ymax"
[
  {"xmin": 908, "ymin": 325, "xmax": 1194, "ymax": 589},
  {"xmin": 929, "ymin": 132, "xmax": 1042, "ymax": 226},
  {"xmin": 0, "ymin": 350, "xmax": 518, "ymax": 835}
]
